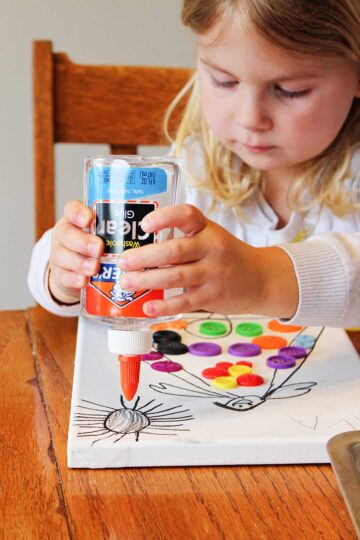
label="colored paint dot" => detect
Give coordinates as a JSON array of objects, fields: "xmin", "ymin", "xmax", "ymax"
[
  {"xmin": 266, "ymin": 354, "xmax": 296, "ymax": 370},
  {"xmin": 212, "ymin": 377, "xmax": 238, "ymax": 390},
  {"xmin": 189, "ymin": 342, "xmax": 222, "ymax": 356},
  {"xmin": 202, "ymin": 367, "xmax": 229, "ymax": 379},
  {"xmin": 268, "ymin": 320, "xmax": 303, "ymax": 333},
  {"xmin": 199, "ymin": 321, "xmax": 228, "ymax": 336},
  {"xmin": 168, "ymin": 319, "xmax": 188, "ymax": 329},
  {"xmin": 157, "ymin": 342, "xmax": 188, "ymax": 355},
  {"xmin": 141, "ymin": 352, "xmax": 163, "ymax": 361},
  {"xmin": 216, "ymin": 361, "xmax": 234, "ymax": 370},
  {"xmin": 236, "ymin": 322, "xmax": 263, "ymax": 337},
  {"xmin": 153, "ymin": 330, "xmax": 181, "ymax": 343},
  {"xmin": 237, "ymin": 374, "xmax": 265, "ymax": 386},
  {"xmin": 252, "ymin": 335, "xmax": 288, "ymax": 350},
  {"xmin": 279, "ymin": 346, "xmax": 307, "ymax": 359},
  {"xmin": 236, "ymin": 360, "xmax": 253, "ymax": 367},
  {"xmin": 228, "ymin": 365, "xmax": 252, "ymax": 377},
  {"xmin": 228, "ymin": 343, "xmax": 261, "ymax": 357},
  {"xmin": 150, "ymin": 323, "xmax": 169, "ymax": 331},
  {"xmin": 151, "ymin": 361, "xmax": 183, "ymax": 373},
  {"xmin": 293, "ymin": 335, "xmax": 315, "ymax": 348}
]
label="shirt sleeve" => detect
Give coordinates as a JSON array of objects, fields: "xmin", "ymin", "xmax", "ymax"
[
  {"xmin": 279, "ymin": 232, "xmax": 360, "ymax": 328},
  {"xmin": 27, "ymin": 229, "xmax": 80, "ymax": 317}
]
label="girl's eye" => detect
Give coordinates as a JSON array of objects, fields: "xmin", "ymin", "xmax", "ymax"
[
  {"xmin": 211, "ymin": 75, "xmax": 238, "ymax": 89},
  {"xmin": 275, "ymin": 85, "xmax": 310, "ymax": 99}
]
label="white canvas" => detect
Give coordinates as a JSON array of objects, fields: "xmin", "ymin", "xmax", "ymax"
[{"xmin": 67, "ymin": 313, "xmax": 360, "ymax": 468}]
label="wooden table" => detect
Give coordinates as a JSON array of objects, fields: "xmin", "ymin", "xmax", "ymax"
[{"xmin": 1, "ymin": 307, "xmax": 359, "ymax": 539}]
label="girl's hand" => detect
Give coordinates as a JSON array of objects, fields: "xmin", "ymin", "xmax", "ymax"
[
  {"xmin": 117, "ymin": 204, "xmax": 298, "ymax": 318},
  {"xmin": 49, "ymin": 200, "xmax": 104, "ymax": 304}
]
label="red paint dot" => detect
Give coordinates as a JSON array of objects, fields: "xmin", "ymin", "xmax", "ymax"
[
  {"xmin": 237, "ymin": 374, "xmax": 265, "ymax": 386},
  {"xmin": 236, "ymin": 360, "xmax": 253, "ymax": 367},
  {"xmin": 202, "ymin": 367, "xmax": 229, "ymax": 379},
  {"xmin": 216, "ymin": 361, "xmax": 234, "ymax": 370}
]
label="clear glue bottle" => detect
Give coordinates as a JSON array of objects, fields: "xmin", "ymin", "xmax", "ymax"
[{"xmin": 81, "ymin": 155, "xmax": 183, "ymax": 400}]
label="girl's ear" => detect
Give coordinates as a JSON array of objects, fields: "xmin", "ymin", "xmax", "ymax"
[{"xmin": 356, "ymin": 75, "xmax": 360, "ymax": 97}]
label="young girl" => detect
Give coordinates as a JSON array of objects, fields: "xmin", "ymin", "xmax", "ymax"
[{"xmin": 28, "ymin": 0, "xmax": 360, "ymax": 327}]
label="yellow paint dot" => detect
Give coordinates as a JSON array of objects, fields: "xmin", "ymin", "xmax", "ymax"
[
  {"xmin": 212, "ymin": 377, "xmax": 238, "ymax": 390},
  {"xmin": 228, "ymin": 365, "xmax": 252, "ymax": 377}
]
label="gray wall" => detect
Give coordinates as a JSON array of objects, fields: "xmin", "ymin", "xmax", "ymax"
[{"xmin": 1, "ymin": 0, "xmax": 194, "ymax": 310}]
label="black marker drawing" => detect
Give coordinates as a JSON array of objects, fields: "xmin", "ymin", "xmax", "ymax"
[
  {"xmin": 328, "ymin": 419, "xmax": 357, "ymax": 430},
  {"xmin": 149, "ymin": 315, "xmax": 324, "ymax": 412},
  {"xmin": 74, "ymin": 396, "xmax": 193, "ymax": 444},
  {"xmin": 73, "ymin": 314, "xmax": 324, "ymax": 450},
  {"xmin": 290, "ymin": 416, "xmax": 319, "ymax": 431}
]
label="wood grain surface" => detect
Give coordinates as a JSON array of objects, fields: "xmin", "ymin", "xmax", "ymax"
[
  {"xmin": 1, "ymin": 307, "xmax": 356, "ymax": 538},
  {"xmin": 0, "ymin": 311, "xmax": 69, "ymax": 538}
]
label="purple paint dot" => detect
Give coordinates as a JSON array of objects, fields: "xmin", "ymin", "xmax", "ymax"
[
  {"xmin": 228, "ymin": 343, "xmax": 261, "ymax": 357},
  {"xmin": 189, "ymin": 342, "xmax": 222, "ymax": 357},
  {"xmin": 151, "ymin": 361, "xmax": 183, "ymax": 373},
  {"xmin": 266, "ymin": 354, "xmax": 296, "ymax": 370},
  {"xmin": 279, "ymin": 346, "xmax": 307, "ymax": 359},
  {"xmin": 141, "ymin": 351, "xmax": 164, "ymax": 361}
]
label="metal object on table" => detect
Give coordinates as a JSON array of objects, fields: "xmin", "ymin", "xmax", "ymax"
[{"xmin": 327, "ymin": 431, "xmax": 360, "ymax": 538}]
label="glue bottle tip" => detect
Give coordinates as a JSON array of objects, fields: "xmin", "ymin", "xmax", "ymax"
[{"xmin": 118, "ymin": 355, "xmax": 141, "ymax": 400}]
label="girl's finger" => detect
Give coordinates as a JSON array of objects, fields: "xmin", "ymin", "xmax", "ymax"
[
  {"xmin": 63, "ymin": 200, "xmax": 93, "ymax": 228},
  {"xmin": 54, "ymin": 222, "xmax": 104, "ymax": 258},
  {"xmin": 142, "ymin": 289, "xmax": 206, "ymax": 317},
  {"xmin": 141, "ymin": 204, "xmax": 207, "ymax": 236},
  {"xmin": 51, "ymin": 245, "xmax": 100, "ymax": 276},
  {"xmin": 119, "ymin": 262, "xmax": 204, "ymax": 291},
  {"xmin": 118, "ymin": 236, "xmax": 201, "ymax": 271},
  {"xmin": 50, "ymin": 265, "xmax": 87, "ymax": 293}
]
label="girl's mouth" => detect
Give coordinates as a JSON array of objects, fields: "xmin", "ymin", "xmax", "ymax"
[{"xmin": 243, "ymin": 143, "xmax": 275, "ymax": 153}]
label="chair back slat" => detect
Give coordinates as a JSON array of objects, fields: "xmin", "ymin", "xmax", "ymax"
[{"xmin": 33, "ymin": 40, "xmax": 193, "ymax": 239}]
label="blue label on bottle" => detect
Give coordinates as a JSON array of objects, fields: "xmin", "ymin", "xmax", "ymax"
[
  {"xmin": 88, "ymin": 166, "xmax": 167, "ymax": 205},
  {"xmin": 91, "ymin": 262, "xmax": 120, "ymax": 283}
]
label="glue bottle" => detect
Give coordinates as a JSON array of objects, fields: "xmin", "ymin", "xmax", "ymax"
[{"xmin": 81, "ymin": 155, "xmax": 183, "ymax": 400}]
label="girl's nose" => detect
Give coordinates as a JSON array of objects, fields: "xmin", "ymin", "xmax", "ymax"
[{"xmin": 236, "ymin": 90, "xmax": 272, "ymax": 132}]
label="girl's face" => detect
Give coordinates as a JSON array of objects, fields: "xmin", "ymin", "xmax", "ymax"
[{"xmin": 197, "ymin": 16, "xmax": 360, "ymax": 177}]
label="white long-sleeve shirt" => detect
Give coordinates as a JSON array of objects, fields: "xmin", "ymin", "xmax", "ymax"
[{"xmin": 28, "ymin": 145, "xmax": 360, "ymax": 327}]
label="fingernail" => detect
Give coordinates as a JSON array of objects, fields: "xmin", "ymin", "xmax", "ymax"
[
  {"xmin": 77, "ymin": 213, "xmax": 87, "ymax": 228},
  {"xmin": 117, "ymin": 254, "xmax": 129, "ymax": 270},
  {"xmin": 120, "ymin": 274, "xmax": 132, "ymax": 289},
  {"xmin": 83, "ymin": 258, "xmax": 95, "ymax": 273},
  {"xmin": 76, "ymin": 274, "xmax": 86, "ymax": 287},
  {"xmin": 88, "ymin": 240, "xmax": 100, "ymax": 257},
  {"xmin": 143, "ymin": 302, "xmax": 156, "ymax": 315},
  {"xmin": 141, "ymin": 217, "xmax": 152, "ymax": 232}
]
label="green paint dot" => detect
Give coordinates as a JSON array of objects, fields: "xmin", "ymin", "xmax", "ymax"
[
  {"xmin": 199, "ymin": 321, "xmax": 227, "ymax": 337},
  {"xmin": 236, "ymin": 322, "xmax": 263, "ymax": 337}
]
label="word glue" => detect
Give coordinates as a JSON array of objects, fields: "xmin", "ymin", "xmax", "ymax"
[{"xmin": 81, "ymin": 155, "xmax": 183, "ymax": 400}]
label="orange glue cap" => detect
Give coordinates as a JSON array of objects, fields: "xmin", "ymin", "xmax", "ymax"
[
  {"xmin": 118, "ymin": 355, "xmax": 142, "ymax": 401},
  {"xmin": 108, "ymin": 329, "xmax": 153, "ymax": 401}
]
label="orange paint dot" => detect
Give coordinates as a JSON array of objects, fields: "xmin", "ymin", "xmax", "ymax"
[
  {"xmin": 150, "ymin": 319, "xmax": 189, "ymax": 331},
  {"xmin": 252, "ymin": 335, "xmax": 288, "ymax": 349},
  {"xmin": 168, "ymin": 319, "xmax": 189, "ymax": 329},
  {"xmin": 149, "ymin": 323, "xmax": 169, "ymax": 331},
  {"xmin": 268, "ymin": 320, "xmax": 303, "ymax": 333}
]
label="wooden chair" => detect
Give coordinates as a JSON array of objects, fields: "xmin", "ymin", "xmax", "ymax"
[{"xmin": 33, "ymin": 40, "xmax": 193, "ymax": 240}]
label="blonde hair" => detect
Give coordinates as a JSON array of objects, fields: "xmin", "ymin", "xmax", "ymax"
[{"xmin": 165, "ymin": 0, "xmax": 360, "ymax": 216}]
